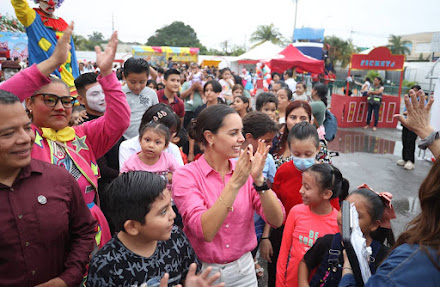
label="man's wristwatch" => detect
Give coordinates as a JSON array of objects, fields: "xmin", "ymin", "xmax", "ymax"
[
  {"xmin": 418, "ymin": 130, "xmax": 440, "ymax": 150},
  {"xmin": 253, "ymin": 178, "xmax": 269, "ymax": 194}
]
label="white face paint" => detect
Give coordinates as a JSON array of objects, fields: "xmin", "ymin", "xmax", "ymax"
[
  {"xmin": 3, "ymin": 69, "xmax": 19, "ymax": 80},
  {"xmin": 86, "ymin": 84, "xmax": 106, "ymax": 113},
  {"xmin": 39, "ymin": 0, "xmax": 58, "ymax": 16}
]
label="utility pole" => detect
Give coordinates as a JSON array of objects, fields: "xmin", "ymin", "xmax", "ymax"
[
  {"xmin": 292, "ymin": 0, "xmax": 298, "ymax": 43},
  {"xmin": 112, "ymin": 12, "xmax": 114, "ymax": 33}
]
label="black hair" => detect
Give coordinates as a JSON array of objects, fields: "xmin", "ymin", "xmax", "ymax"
[
  {"xmin": 234, "ymin": 95, "xmax": 251, "ymax": 112},
  {"xmin": 140, "ymin": 103, "xmax": 180, "ymax": 136},
  {"xmin": 103, "ymin": 171, "xmax": 167, "ymax": 232},
  {"xmin": 279, "ymin": 87, "xmax": 293, "ymax": 101},
  {"xmin": 147, "ymin": 79, "xmax": 158, "ymax": 90},
  {"xmin": 411, "ymin": 85, "xmax": 421, "ymax": 91},
  {"xmin": 375, "ymin": 77, "xmax": 383, "ymax": 86},
  {"xmin": 219, "ymin": 68, "xmax": 232, "ymax": 79},
  {"xmin": 164, "ymin": 68, "xmax": 181, "ymax": 80},
  {"xmin": 312, "ymin": 83, "xmax": 328, "ymax": 106},
  {"xmin": 138, "ymin": 121, "xmax": 171, "ymax": 146},
  {"xmin": 350, "ymin": 188, "xmax": 396, "ymax": 247},
  {"xmin": 74, "ymin": 72, "xmax": 98, "ymax": 94},
  {"xmin": 256, "ymin": 92, "xmax": 278, "ymax": 111},
  {"xmin": 365, "ymin": 77, "xmax": 371, "ymax": 82},
  {"xmin": 204, "ymin": 80, "xmax": 222, "ymax": 93},
  {"xmin": 296, "ymin": 81, "xmax": 307, "ymax": 90},
  {"xmin": 0, "ymin": 90, "xmax": 20, "ymax": 104},
  {"xmin": 175, "ymin": 127, "xmax": 188, "ymax": 148},
  {"xmin": 305, "ymin": 163, "xmax": 350, "ymax": 200},
  {"xmin": 123, "ymin": 57, "xmax": 149, "ymax": 77},
  {"xmin": 284, "ymin": 69, "xmax": 293, "ymax": 78},
  {"xmin": 242, "ymin": 111, "xmax": 279, "ymax": 139},
  {"xmin": 287, "ymin": 121, "xmax": 320, "ymax": 149},
  {"xmin": 233, "ymin": 75, "xmax": 243, "ymax": 86},
  {"xmin": 157, "ymin": 83, "xmax": 165, "ymax": 90},
  {"xmin": 157, "ymin": 67, "xmax": 164, "ymax": 74},
  {"xmin": 189, "ymin": 105, "xmax": 236, "ymax": 146},
  {"xmin": 274, "ymin": 81, "xmax": 288, "ymax": 89},
  {"xmin": 271, "ymin": 72, "xmax": 281, "ymax": 79}
]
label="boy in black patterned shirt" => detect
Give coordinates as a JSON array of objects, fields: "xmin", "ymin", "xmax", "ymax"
[{"xmin": 87, "ymin": 171, "xmax": 200, "ymax": 287}]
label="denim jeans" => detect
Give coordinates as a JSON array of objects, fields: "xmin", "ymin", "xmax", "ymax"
[{"xmin": 366, "ymin": 103, "xmax": 380, "ymax": 127}]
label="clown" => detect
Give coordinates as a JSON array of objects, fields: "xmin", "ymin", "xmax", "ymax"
[{"xmin": 11, "ymin": 0, "xmax": 79, "ymax": 95}]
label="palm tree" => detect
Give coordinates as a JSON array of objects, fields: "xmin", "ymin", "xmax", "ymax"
[
  {"xmin": 250, "ymin": 24, "xmax": 286, "ymax": 47},
  {"xmin": 387, "ymin": 35, "xmax": 411, "ymax": 55},
  {"xmin": 324, "ymin": 36, "xmax": 356, "ymax": 68}
]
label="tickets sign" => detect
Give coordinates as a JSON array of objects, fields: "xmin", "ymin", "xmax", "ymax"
[{"xmin": 350, "ymin": 47, "xmax": 405, "ymax": 71}]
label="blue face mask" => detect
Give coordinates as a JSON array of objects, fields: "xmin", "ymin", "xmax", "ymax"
[{"xmin": 292, "ymin": 156, "xmax": 315, "ymax": 171}]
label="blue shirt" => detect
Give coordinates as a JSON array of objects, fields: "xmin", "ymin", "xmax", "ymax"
[{"xmin": 339, "ymin": 244, "xmax": 440, "ymax": 287}]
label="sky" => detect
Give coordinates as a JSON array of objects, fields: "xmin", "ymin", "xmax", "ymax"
[{"xmin": 2, "ymin": 0, "xmax": 440, "ymax": 51}]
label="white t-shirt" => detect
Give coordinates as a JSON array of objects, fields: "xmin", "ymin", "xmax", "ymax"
[
  {"xmin": 119, "ymin": 136, "xmax": 184, "ymax": 170},
  {"xmin": 285, "ymin": 78, "xmax": 297, "ymax": 92}
]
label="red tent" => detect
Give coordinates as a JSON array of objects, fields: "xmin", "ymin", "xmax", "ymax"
[{"xmin": 269, "ymin": 44, "xmax": 324, "ymax": 74}]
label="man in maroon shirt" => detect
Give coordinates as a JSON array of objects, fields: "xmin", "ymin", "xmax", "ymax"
[
  {"xmin": 157, "ymin": 68, "xmax": 185, "ymax": 123},
  {"xmin": 0, "ymin": 90, "xmax": 96, "ymax": 286}
]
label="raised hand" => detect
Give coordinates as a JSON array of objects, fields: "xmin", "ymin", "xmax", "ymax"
[
  {"xmin": 394, "ymin": 89, "xmax": 434, "ymax": 138},
  {"xmin": 37, "ymin": 21, "xmax": 74, "ymax": 76},
  {"xmin": 95, "ymin": 31, "xmax": 118, "ymax": 77},
  {"xmin": 230, "ymin": 146, "xmax": 252, "ymax": 189},
  {"xmin": 250, "ymin": 140, "xmax": 269, "ymax": 184}
]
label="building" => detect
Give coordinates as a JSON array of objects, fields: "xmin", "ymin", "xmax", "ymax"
[{"xmin": 401, "ymin": 32, "xmax": 440, "ymax": 61}]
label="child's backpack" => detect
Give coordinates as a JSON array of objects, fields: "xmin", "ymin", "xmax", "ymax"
[{"xmin": 324, "ymin": 110, "xmax": 337, "ymax": 142}]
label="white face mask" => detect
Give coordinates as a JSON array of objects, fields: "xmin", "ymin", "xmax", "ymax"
[
  {"xmin": 3, "ymin": 69, "xmax": 18, "ymax": 80},
  {"xmin": 86, "ymin": 84, "xmax": 106, "ymax": 113},
  {"xmin": 39, "ymin": 0, "xmax": 58, "ymax": 16}
]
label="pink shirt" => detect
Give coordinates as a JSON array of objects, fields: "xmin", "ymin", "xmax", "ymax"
[
  {"xmin": 121, "ymin": 151, "xmax": 179, "ymax": 190},
  {"xmin": 172, "ymin": 155, "xmax": 285, "ymax": 264},
  {"xmin": 276, "ymin": 204, "xmax": 339, "ymax": 287}
]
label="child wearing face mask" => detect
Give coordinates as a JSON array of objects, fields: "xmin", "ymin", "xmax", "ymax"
[
  {"xmin": 262, "ymin": 122, "xmax": 340, "ymax": 287},
  {"xmin": 277, "ymin": 163, "xmax": 349, "ymax": 287}
]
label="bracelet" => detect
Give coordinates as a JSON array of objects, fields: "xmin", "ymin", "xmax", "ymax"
[
  {"xmin": 218, "ymin": 196, "xmax": 234, "ymax": 212},
  {"xmin": 342, "ymin": 267, "xmax": 352, "ymax": 271},
  {"xmin": 261, "ymin": 237, "xmax": 269, "ymax": 240},
  {"xmin": 418, "ymin": 130, "xmax": 440, "ymax": 150}
]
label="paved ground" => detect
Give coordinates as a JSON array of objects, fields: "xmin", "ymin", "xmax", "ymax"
[{"xmin": 256, "ymin": 126, "xmax": 434, "ymax": 287}]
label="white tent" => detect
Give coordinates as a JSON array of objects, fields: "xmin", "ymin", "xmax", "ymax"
[{"xmin": 235, "ymin": 41, "xmax": 283, "ymax": 63}]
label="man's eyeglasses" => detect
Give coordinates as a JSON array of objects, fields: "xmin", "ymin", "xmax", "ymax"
[{"xmin": 33, "ymin": 93, "xmax": 75, "ymax": 108}]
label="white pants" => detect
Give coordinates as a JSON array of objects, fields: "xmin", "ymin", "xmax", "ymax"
[{"xmin": 201, "ymin": 252, "xmax": 258, "ymax": 287}]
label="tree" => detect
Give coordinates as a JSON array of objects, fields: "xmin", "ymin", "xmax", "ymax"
[
  {"xmin": 88, "ymin": 31, "xmax": 105, "ymax": 43},
  {"xmin": 146, "ymin": 21, "xmax": 206, "ymax": 51},
  {"xmin": 250, "ymin": 24, "xmax": 286, "ymax": 47},
  {"xmin": 73, "ymin": 33, "xmax": 103, "ymax": 51},
  {"xmin": 324, "ymin": 36, "xmax": 356, "ymax": 68},
  {"xmin": 387, "ymin": 35, "xmax": 411, "ymax": 55}
]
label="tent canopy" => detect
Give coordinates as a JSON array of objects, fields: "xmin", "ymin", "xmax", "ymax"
[
  {"xmin": 236, "ymin": 41, "xmax": 282, "ymax": 64},
  {"xmin": 269, "ymin": 44, "xmax": 324, "ymax": 74}
]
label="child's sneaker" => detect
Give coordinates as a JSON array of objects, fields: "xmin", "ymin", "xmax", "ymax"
[
  {"xmin": 397, "ymin": 159, "xmax": 406, "ymax": 166},
  {"xmin": 404, "ymin": 161, "xmax": 415, "ymax": 170}
]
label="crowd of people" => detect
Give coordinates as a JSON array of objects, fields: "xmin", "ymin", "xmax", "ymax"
[{"xmin": 0, "ymin": 21, "xmax": 439, "ymax": 287}]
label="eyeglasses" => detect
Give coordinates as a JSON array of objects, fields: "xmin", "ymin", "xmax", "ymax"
[{"xmin": 33, "ymin": 93, "xmax": 75, "ymax": 108}]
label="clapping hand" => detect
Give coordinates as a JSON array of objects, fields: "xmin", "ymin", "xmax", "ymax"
[
  {"xmin": 250, "ymin": 140, "xmax": 269, "ymax": 185},
  {"xmin": 159, "ymin": 263, "xmax": 224, "ymax": 287}
]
